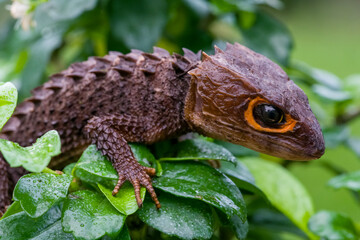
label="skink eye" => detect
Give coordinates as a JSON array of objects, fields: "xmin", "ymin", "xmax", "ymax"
[
  {"xmin": 253, "ymin": 104, "xmax": 285, "ymax": 127},
  {"xmin": 245, "ymin": 97, "xmax": 296, "ymax": 133}
]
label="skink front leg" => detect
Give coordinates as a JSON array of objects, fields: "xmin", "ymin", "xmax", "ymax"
[{"xmin": 83, "ymin": 116, "xmax": 160, "ymax": 209}]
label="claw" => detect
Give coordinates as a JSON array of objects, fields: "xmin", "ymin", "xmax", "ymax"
[
  {"xmin": 112, "ymin": 166, "xmax": 160, "ymax": 209},
  {"xmin": 144, "ymin": 167, "xmax": 156, "ymax": 176},
  {"xmin": 142, "ymin": 177, "xmax": 161, "ymax": 209},
  {"xmin": 112, "ymin": 175, "xmax": 126, "ymax": 196},
  {"xmin": 133, "ymin": 179, "xmax": 143, "ymax": 207}
]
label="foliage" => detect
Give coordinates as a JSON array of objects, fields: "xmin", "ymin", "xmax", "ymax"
[{"xmin": 0, "ymin": 0, "xmax": 360, "ymax": 239}]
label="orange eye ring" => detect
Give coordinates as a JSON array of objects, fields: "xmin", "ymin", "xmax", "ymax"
[{"xmin": 244, "ymin": 97, "xmax": 297, "ymax": 133}]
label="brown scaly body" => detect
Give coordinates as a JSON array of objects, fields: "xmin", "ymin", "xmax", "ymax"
[{"xmin": 0, "ymin": 43, "xmax": 325, "ymax": 215}]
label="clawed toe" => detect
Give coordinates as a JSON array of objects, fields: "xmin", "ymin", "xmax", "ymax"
[
  {"xmin": 144, "ymin": 166, "xmax": 156, "ymax": 176},
  {"xmin": 112, "ymin": 175, "xmax": 126, "ymax": 196},
  {"xmin": 112, "ymin": 167, "xmax": 160, "ymax": 209}
]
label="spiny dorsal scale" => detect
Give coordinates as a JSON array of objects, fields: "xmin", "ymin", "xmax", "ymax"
[
  {"xmin": 69, "ymin": 62, "xmax": 87, "ymax": 73},
  {"xmin": 31, "ymin": 87, "xmax": 54, "ymax": 100},
  {"xmin": 214, "ymin": 45, "xmax": 224, "ymax": 54},
  {"xmin": 140, "ymin": 66, "xmax": 156, "ymax": 75},
  {"xmin": 123, "ymin": 54, "xmax": 139, "ymax": 63},
  {"xmin": 130, "ymin": 49, "xmax": 143, "ymax": 55},
  {"xmin": 153, "ymin": 47, "xmax": 170, "ymax": 58},
  {"xmin": 182, "ymin": 48, "xmax": 201, "ymax": 63},
  {"xmin": 142, "ymin": 53, "xmax": 161, "ymax": 61},
  {"xmin": 65, "ymin": 72, "xmax": 85, "ymax": 80},
  {"xmin": 1, "ymin": 117, "xmax": 20, "ymax": 134},
  {"xmin": 89, "ymin": 68, "xmax": 107, "ymax": 76},
  {"xmin": 109, "ymin": 51, "xmax": 123, "ymax": 57},
  {"xmin": 13, "ymin": 101, "xmax": 35, "ymax": 117},
  {"xmin": 111, "ymin": 65, "xmax": 133, "ymax": 75}
]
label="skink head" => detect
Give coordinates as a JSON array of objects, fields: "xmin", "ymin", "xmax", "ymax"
[{"xmin": 184, "ymin": 43, "xmax": 325, "ymax": 160}]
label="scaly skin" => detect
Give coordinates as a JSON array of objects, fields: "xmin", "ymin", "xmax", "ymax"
[{"xmin": 0, "ymin": 43, "xmax": 325, "ymax": 215}]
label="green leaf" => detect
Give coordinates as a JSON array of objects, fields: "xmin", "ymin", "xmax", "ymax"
[
  {"xmin": 74, "ymin": 145, "xmax": 118, "ymax": 184},
  {"xmin": 74, "ymin": 144, "xmax": 155, "ymax": 185},
  {"xmin": 242, "ymin": 158, "xmax": 315, "ymax": 238},
  {"xmin": 102, "ymin": 225, "xmax": 131, "ymax": 240},
  {"xmin": 18, "ymin": 30, "xmax": 65, "ymax": 99},
  {"xmin": 346, "ymin": 138, "xmax": 360, "ymax": 158},
  {"xmin": 0, "ymin": 130, "xmax": 61, "ymax": 172},
  {"xmin": 109, "ymin": 0, "xmax": 168, "ymax": 51},
  {"xmin": 0, "ymin": 201, "xmax": 22, "ymax": 220},
  {"xmin": 230, "ymin": 216, "xmax": 249, "ymax": 240},
  {"xmin": 98, "ymin": 182, "xmax": 146, "ymax": 216},
  {"xmin": 45, "ymin": 0, "xmax": 97, "ymax": 20},
  {"xmin": 138, "ymin": 192, "xmax": 214, "ymax": 240},
  {"xmin": 0, "ymin": 82, "xmax": 17, "ymax": 130},
  {"xmin": 160, "ymin": 138, "xmax": 237, "ymax": 164},
  {"xmin": 291, "ymin": 61, "xmax": 342, "ymax": 89},
  {"xmin": 240, "ymin": 12, "xmax": 292, "ymax": 66},
  {"xmin": 32, "ymin": 220, "xmax": 75, "ymax": 240},
  {"xmin": 217, "ymin": 209, "xmax": 249, "ymax": 240},
  {"xmin": 328, "ymin": 171, "xmax": 360, "ymax": 191},
  {"xmin": 62, "ymin": 190, "xmax": 126, "ymax": 240},
  {"xmin": 308, "ymin": 211, "xmax": 358, "ymax": 240},
  {"xmin": 215, "ymin": 140, "xmax": 259, "ymax": 157},
  {"xmin": 312, "ymin": 84, "xmax": 351, "ymax": 102},
  {"xmin": 63, "ymin": 162, "xmax": 77, "ymax": 175},
  {"xmin": 220, "ymin": 160, "xmax": 266, "ymax": 198},
  {"xmin": 153, "ymin": 161, "xmax": 247, "ymax": 221},
  {"xmin": 0, "ymin": 204, "xmax": 73, "ymax": 240},
  {"xmin": 13, "ymin": 173, "xmax": 72, "ymax": 218},
  {"xmin": 210, "ymin": 0, "xmax": 282, "ymax": 13},
  {"xmin": 129, "ymin": 143, "xmax": 154, "ymax": 167},
  {"xmin": 323, "ymin": 126, "xmax": 350, "ymax": 149}
]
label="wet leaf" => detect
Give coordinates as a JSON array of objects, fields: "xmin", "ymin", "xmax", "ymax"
[
  {"xmin": 215, "ymin": 140, "xmax": 259, "ymax": 157},
  {"xmin": 109, "ymin": 0, "xmax": 168, "ymax": 51},
  {"xmin": 241, "ymin": 12, "xmax": 292, "ymax": 66},
  {"xmin": 328, "ymin": 171, "xmax": 360, "ymax": 191},
  {"xmin": 129, "ymin": 143, "xmax": 154, "ymax": 167},
  {"xmin": 160, "ymin": 138, "xmax": 236, "ymax": 164},
  {"xmin": 153, "ymin": 161, "xmax": 246, "ymax": 221},
  {"xmin": 242, "ymin": 158, "xmax": 315, "ymax": 238},
  {"xmin": 74, "ymin": 144, "xmax": 154, "ymax": 184},
  {"xmin": 220, "ymin": 160, "xmax": 265, "ymax": 198},
  {"xmin": 308, "ymin": 211, "xmax": 358, "ymax": 240},
  {"xmin": 217, "ymin": 209, "xmax": 249, "ymax": 240},
  {"xmin": 0, "ymin": 82, "xmax": 17, "ymax": 130},
  {"xmin": 138, "ymin": 192, "xmax": 214, "ymax": 240},
  {"xmin": 0, "ymin": 201, "xmax": 22, "ymax": 220},
  {"xmin": 74, "ymin": 145, "xmax": 118, "ymax": 185},
  {"xmin": 0, "ymin": 204, "xmax": 73, "ymax": 240},
  {"xmin": 63, "ymin": 162, "xmax": 77, "ymax": 175},
  {"xmin": 13, "ymin": 173, "xmax": 72, "ymax": 218},
  {"xmin": 0, "ymin": 130, "xmax": 61, "ymax": 172},
  {"xmin": 62, "ymin": 190, "xmax": 126, "ymax": 240},
  {"xmin": 102, "ymin": 225, "xmax": 131, "ymax": 240},
  {"xmin": 98, "ymin": 182, "xmax": 146, "ymax": 216}
]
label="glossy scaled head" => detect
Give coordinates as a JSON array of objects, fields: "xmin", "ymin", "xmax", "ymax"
[{"xmin": 184, "ymin": 43, "xmax": 325, "ymax": 160}]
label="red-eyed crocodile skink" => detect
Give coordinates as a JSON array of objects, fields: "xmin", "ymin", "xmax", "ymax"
[{"xmin": 0, "ymin": 43, "xmax": 325, "ymax": 215}]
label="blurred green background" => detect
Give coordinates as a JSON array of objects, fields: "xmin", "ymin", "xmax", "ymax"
[
  {"xmin": 278, "ymin": 0, "xmax": 360, "ymax": 78},
  {"xmin": 274, "ymin": 0, "xmax": 360, "ymax": 222}
]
